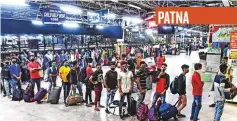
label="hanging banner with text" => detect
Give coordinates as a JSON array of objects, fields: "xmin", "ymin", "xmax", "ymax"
[
  {"xmin": 155, "ymin": 7, "xmax": 237, "ymax": 25},
  {"xmin": 230, "ymin": 32, "xmax": 237, "ymax": 50}
]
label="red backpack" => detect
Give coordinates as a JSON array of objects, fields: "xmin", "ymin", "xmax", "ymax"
[{"xmin": 137, "ymin": 103, "xmax": 149, "ymax": 121}]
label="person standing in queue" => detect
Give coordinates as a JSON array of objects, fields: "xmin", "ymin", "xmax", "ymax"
[
  {"xmin": 191, "ymin": 63, "xmax": 204, "ymax": 121},
  {"xmin": 89, "ymin": 64, "xmax": 104, "ymax": 111},
  {"xmin": 59, "ymin": 60, "xmax": 71, "ymax": 107},
  {"xmin": 118, "ymin": 61, "xmax": 134, "ymax": 120},
  {"xmin": 152, "ymin": 63, "xmax": 170, "ymax": 105},
  {"xmin": 156, "ymin": 52, "xmax": 166, "ymax": 71},
  {"xmin": 104, "ymin": 62, "xmax": 118, "ymax": 114},
  {"xmin": 177, "ymin": 64, "xmax": 189, "ymax": 118},
  {"xmin": 48, "ymin": 61, "xmax": 58, "ymax": 93},
  {"xmin": 8, "ymin": 58, "xmax": 22, "ymax": 93},
  {"xmin": 28, "ymin": 56, "xmax": 41, "ymax": 93},
  {"xmin": 135, "ymin": 61, "xmax": 149, "ymax": 108}
]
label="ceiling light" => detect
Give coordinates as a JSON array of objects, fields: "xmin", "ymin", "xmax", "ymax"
[
  {"xmin": 0, "ymin": 0, "xmax": 28, "ymax": 6},
  {"xmin": 60, "ymin": 5, "xmax": 82, "ymax": 15},
  {"xmin": 32, "ymin": 20, "xmax": 43, "ymax": 26},
  {"xmin": 96, "ymin": 25, "xmax": 104, "ymax": 29},
  {"xmin": 128, "ymin": 4, "xmax": 141, "ymax": 9},
  {"xmin": 106, "ymin": 13, "xmax": 116, "ymax": 19},
  {"xmin": 63, "ymin": 22, "xmax": 79, "ymax": 28}
]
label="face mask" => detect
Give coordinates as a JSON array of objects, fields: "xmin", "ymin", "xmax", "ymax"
[
  {"xmin": 12, "ymin": 60, "xmax": 16, "ymax": 64},
  {"xmin": 31, "ymin": 58, "xmax": 35, "ymax": 62},
  {"xmin": 111, "ymin": 68, "xmax": 115, "ymax": 71},
  {"xmin": 52, "ymin": 63, "xmax": 57, "ymax": 67}
]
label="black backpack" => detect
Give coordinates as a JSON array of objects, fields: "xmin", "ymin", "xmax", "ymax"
[
  {"xmin": 79, "ymin": 67, "xmax": 87, "ymax": 83},
  {"xmin": 170, "ymin": 77, "xmax": 179, "ymax": 94},
  {"xmin": 12, "ymin": 88, "xmax": 24, "ymax": 101},
  {"xmin": 129, "ymin": 98, "xmax": 137, "ymax": 116},
  {"xmin": 23, "ymin": 83, "xmax": 34, "ymax": 102}
]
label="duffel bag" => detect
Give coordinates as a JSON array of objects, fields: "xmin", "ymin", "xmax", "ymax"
[{"xmin": 34, "ymin": 88, "xmax": 47, "ymax": 103}]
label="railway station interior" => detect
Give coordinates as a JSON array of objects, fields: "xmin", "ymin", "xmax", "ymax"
[{"xmin": 1, "ymin": 0, "xmax": 237, "ymax": 121}]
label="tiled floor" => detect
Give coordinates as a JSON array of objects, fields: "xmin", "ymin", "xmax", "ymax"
[{"xmin": 0, "ymin": 51, "xmax": 237, "ymax": 121}]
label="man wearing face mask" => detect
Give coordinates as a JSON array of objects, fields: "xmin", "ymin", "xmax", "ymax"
[
  {"xmin": 48, "ymin": 61, "xmax": 58, "ymax": 93},
  {"xmin": 191, "ymin": 63, "xmax": 204, "ymax": 121},
  {"xmin": 177, "ymin": 64, "xmax": 189, "ymax": 118},
  {"xmin": 28, "ymin": 56, "xmax": 41, "ymax": 93},
  {"xmin": 118, "ymin": 61, "xmax": 134, "ymax": 120},
  {"xmin": 104, "ymin": 62, "xmax": 118, "ymax": 114},
  {"xmin": 59, "ymin": 60, "xmax": 71, "ymax": 106},
  {"xmin": 136, "ymin": 61, "xmax": 150, "ymax": 108},
  {"xmin": 89, "ymin": 64, "xmax": 104, "ymax": 111},
  {"xmin": 8, "ymin": 58, "xmax": 22, "ymax": 93},
  {"xmin": 152, "ymin": 63, "xmax": 170, "ymax": 105}
]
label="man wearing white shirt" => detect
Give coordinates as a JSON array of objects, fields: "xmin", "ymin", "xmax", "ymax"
[{"xmin": 118, "ymin": 61, "xmax": 134, "ymax": 120}]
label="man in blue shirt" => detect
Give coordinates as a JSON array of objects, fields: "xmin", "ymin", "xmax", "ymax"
[
  {"xmin": 48, "ymin": 62, "xmax": 58, "ymax": 93},
  {"xmin": 8, "ymin": 59, "xmax": 22, "ymax": 92}
]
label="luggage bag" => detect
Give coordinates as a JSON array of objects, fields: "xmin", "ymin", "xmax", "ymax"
[
  {"xmin": 48, "ymin": 86, "xmax": 62, "ymax": 104},
  {"xmin": 34, "ymin": 88, "xmax": 47, "ymax": 103},
  {"xmin": 159, "ymin": 100, "xmax": 179, "ymax": 121},
  {"xmin": 23, "ymin": 83, "xmax": 34, "ymax": 102},
  {"xmin": 12, "ymin": 88, "xmax": 24, "ymax": 101},
  {"xmin": 66, "ymin": 88, "xmax": 83, "ymax": 105}
]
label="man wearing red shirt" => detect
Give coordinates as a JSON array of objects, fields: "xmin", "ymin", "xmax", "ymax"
[
  {"xmin": 152, "ymin": 63, "xmax": 170, "ymax": 105},
  {"xmin": 156, "ymin": 52, "xmax": 166, "ymax": 70},
  {"xmin": 28, "ymin": 56, "xmax": 42, "ymax": 93},
  {"xmin": 190, "ymin": 63, "xmax": 204, "ymax": 121}
]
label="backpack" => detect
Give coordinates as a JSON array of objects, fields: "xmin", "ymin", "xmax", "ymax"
[
  {"xmin": 137, "ymin": 103, "xmax": 149, "ymax": 121},
  {"xmin": 79, "ymin": 67, "xmax": 87, "ymax": 83},
  {"xmin": 148, "ymin": 105, "xmax": 160, "ymax": 121},
  {"xmin": 12, "ymin": 88, "xmax": 24, "ymax": 101},
  {"xmin": 23, "ymin": 83, "xmax": 34, "ymax": 102},
  {"xmin": 129, "ymin": 98, "xmax": 137, "ymax": 116},
  {"xmin": 170, "ymin": 77, "xmax": 179, "ymax": 94}
]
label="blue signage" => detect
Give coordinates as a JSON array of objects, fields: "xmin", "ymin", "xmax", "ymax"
[
  {"xmin": 42, "ymin": 8, "xmax": 66, "ymax": 22},
  {"xmin": 1, "ymin": 2, "xmax": 40, "ymax": 20}
]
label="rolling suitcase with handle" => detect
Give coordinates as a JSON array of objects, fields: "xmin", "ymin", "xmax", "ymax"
[
  {"xmin": 34, "ymin": 88, "xmax": 47, "ymax": 103},
  {"xmin": 47, "ymin": 86, "xmax": 62, "ymax": 104},
  {"xmin": 159, "ymin": 100, "xmax": 179, "ymax": 121}
]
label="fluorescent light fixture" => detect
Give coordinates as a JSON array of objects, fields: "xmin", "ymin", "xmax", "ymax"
[
  {"xmin": 106, "ymin": 13, "xmax": 116, "ymax": 19},
  {"xmin": 163, "ymin": 26, "xmax": 172, "ymax": 30},
  {"xmin": 128, "ymin": 4, "xmax": 141, "ymax": 9},
  {"xmin": 87, "ymin": 11, "xmax": 98, "ymax": 16},
  {"xmin": 60, "ymin": 5, "xmax": 82, "ymax": 15},
  {"xmin": 145, "ymin": 29, "xmax": 152, "ymax": 35},
  {"xmin": 32, "ymin": 20, "xmax": 43, "ymax": 26},
  {"xmin": 177, "ymin": 27, "xmax": 184, "ymax": 30},
  {"xmin": 152, "ymin": 30, "xmax": 158, "ymax": 33},
  {"xmin": 131, "ymin": 28, "xmax": 139, "ymax": 32},
  {"xmin": 96, "ymin": 25, "xmax": 104, "ymax": 29},
  {"xmin": 63, "ymin": 22, "xmax": 79, "ymax": 28},
  {"xmin": 0, "ymin": 0, "xmax": 28, "ymax": 6}
]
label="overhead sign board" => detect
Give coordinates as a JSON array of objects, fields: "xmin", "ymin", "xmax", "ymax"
[
  {"xmin": 42, "ymin": 8, "xmax": 66, "ymax": 22},
  {"xmin": 1, "ymin": 2, "xmax": 40, "ymax": 20},
  {"xmin": 155, "ymin": 7, "xmax": 237, "ymax": 24}
]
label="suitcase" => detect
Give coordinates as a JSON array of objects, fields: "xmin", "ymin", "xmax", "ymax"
[
  {"xmin": 159, "ymin": 100, "xmax": 179, "ymax": 120},
  {"xmin": 12, "ymin": 88, "xmax": 24, "ymax": 101},
  {"xmin": 48, "ymin": 86, "xmax": 62, "ymax": 104},
  {"xmin": 34, "ymin": 88, "xmax": 47, "ymax": 103}
]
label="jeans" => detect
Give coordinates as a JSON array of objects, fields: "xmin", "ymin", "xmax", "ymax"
[
  {"xmin": 85, "ymin": 84, "xmax": 92, "ymax": 104},
  {"xmin": 191, "ymin": 96, "xmax": 202, "ymax": 121},
  {"xmin": 94, "ymin": 87, "xmax": 102, "ymax": 106},
  {"xmin": 77, "ymin": 81, "xmax": 83, "ymax": 96},
  {"xmin": 214, "ymin": 101, "xmax": 225, "ymax": 121},
  {"xmin": 137, "ymin": 90, "xmax": 147, "ymax": 109},
  {"xmin": 106, "ymin": 89, "xmax": 117, "ymax": 109},
  {"xmin": 120, "ymin": 93, "xmax": 131, "ymax": 116},
  {"xmin": 31, "ymin": 78, "xmax": 41, "ymax": 93},
  {"xmin": 3, "ymin": 79, "xmax": 10, "ymax": 96},
  {"xmin": 152, "ymin": 92, "xmax": 166, "ymax": 106},
  {"xmin": 48, "ymin": 79, "xmax": 56, "ymax": 93},
  {"xmin": 62, "ymin": 82, "xmax": 70, "ymax": 103},
  {"xmin": 11, "ymin": 79, "xmax": 22, "ymax": 93}
]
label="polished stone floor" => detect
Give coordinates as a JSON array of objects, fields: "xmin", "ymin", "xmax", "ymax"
[{"xmin": 1, "ymin": 51, "xmax": 237, "ymax": 121}]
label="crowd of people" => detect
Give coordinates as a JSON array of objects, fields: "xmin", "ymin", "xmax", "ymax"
[{"xmin": 0, "ymin": 47, "xmax": 236, "ymax": 121}]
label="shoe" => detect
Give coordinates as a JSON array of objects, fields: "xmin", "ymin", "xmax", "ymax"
[
  {"xmin": 209, "ymin": 104, "xmax": 216, "ymax": 107},
  {"xmin": 86, "ymin": 104, "xmax": 92, "ymax": 107},
  {"xmin": 191, "ymin": 118, "xmax": 200, "ymax": 121},
  {"xmin": 99, "ymin": 105, "xmax": 105, "ymax": 108},
  {"xmin": 8, "ymin": 96, "xmax": 12, "ymax": 99},
  {"xmin": 177, "ymin": 114, "xmax": 186, "ymax": 118},
  {"xmin": 3, "ymin": 94, "xmax": 6, "ymax": 97},
  {"xmin": 94, "ymin": 108, "xmax": 100, "ymax": 111},
  {"xmin": 90, "ymin": 102, "xmax": 94, "ymax": 105},
  {"xmin": 105, "ymin": 108, "xmax": 110, "ymax": 114},
  {"xmin": 120, "ymin": 115, "xmax": 125, "ymax": 120}
]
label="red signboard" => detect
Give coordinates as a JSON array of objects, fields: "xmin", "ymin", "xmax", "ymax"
[{"xmin": 230, "ymin": 32, "xmax": 237, "ymax": 49}]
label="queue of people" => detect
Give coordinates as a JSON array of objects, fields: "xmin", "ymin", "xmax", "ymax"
[{"xmin": 0, "ymin": 49, "xmax": 236, "ymax": 121}]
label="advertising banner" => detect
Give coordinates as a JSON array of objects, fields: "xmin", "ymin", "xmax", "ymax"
[
  {"xmin": 155, "ymin": 7, "xmax": 237, "ymax": 24},
  {"xmin": 230, "ymin": 51, "xmax": 237, "ymax": 59},
  {"xmin": 230, "ymin": 32, "xmax": 237, "ymax": 49},
  {"xmin": 87, "ymin": 11, "xmax": 100, "ymax": 24},
  {"xmin": 1, "ymin": 2, "xmax": 40, "ymax": 20},
  {"xmin": 42, "ymin": 8, "xmax": 66, "ymax": 22}
]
